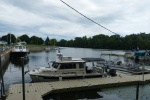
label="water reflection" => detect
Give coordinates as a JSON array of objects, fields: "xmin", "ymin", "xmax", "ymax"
[
  {"xmin": 43, "ymin": 89, "xmax": 103, "ymax": 100},
  {"xmin": 10, "ymin": 57, "xmax": 29, "ymax": 67},
  {"xmin": 2, "ymin": 47, "xmax": 150, "ymax": 100},
  {"xmin": 0, "ymin": 60, "xmax": 10, "ymax": 80}
]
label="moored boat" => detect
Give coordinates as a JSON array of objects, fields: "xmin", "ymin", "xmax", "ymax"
[
  {"xmin": 11, "ymin": 45, "xmax": 29, "ymax": 58},
  {"xmin": 29, "ymin": 50, "xmax": 106, "ymax": 82}
]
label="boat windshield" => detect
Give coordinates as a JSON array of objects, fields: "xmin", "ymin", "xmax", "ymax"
[
  {"xmin": 52, "ymin": 63, "xmax": 59, "ymax": 69},
  {"xmin": 19, "ymin": 46, "xmax": 22, "ymax": 49}
]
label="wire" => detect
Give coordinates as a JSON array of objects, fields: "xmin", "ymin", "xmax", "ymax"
[{"xmin": 60, "ymin": 0, "xmax": 119, "ymax": 35}]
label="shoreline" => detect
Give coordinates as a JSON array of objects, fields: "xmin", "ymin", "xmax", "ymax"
[{"xmin": 27, "ymin": 45, "xmax": 45, "ymax": 52}]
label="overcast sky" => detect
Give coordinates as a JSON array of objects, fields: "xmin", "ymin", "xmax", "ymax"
[{"xmin": 0, "ymin": 0, "xmax": 150, "ymax": 40}]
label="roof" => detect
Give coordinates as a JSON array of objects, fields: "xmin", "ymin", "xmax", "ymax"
[
  {"xmin": 134, "ymin": 51, "xmax": 146, "ymax": 56},
  {"xmin": 81, "ymin": 58, "xmax": 105, "ymax": 62},
  {"xmin": 55, "ymin": 60, "xmax": 85, "ymax": 63}
]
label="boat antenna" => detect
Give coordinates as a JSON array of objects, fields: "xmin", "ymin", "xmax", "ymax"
[{"xmin": 57, "ymin": 48, "xmax": 63, "ymax": 60}]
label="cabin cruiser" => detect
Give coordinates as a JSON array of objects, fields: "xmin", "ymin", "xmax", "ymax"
[
  {"xmin": 11, "ymin": 44, "xmax": 29, "ymax": 58},
  {"xmin": 29, "ymin": 50, "xmax": 106, "ymax": 82}
]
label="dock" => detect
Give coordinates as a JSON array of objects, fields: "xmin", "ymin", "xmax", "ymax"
[
  {"xmin": 6, "ymin": 72, "xmax": 150, "ymax": 100},
  {"xmin": 1, "ymin": 47, "xmax": 13, "ymax": 67}
]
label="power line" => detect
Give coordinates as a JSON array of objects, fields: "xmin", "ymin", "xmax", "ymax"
[{"xmin": 60, "ymin": 0, "xmax": 119, "ymax": 35}]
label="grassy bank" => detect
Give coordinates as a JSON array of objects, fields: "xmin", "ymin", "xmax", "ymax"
[{"xmin": 27, "ymin": 45, "xmax": 45, "ymax": 52}]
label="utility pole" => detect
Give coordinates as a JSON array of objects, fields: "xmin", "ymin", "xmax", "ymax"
[{"xmin": 10, "ymin": 33, "xmax": 11, "ymax": 47}]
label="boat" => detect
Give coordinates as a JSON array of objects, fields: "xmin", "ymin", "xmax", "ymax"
[
  {"xmin": 124, "ymin": 51, "xmax": 134, "ymax": 58},
  {"xmin": 29, "ymin": 50, "xmax": 106, "ymax": 82},
  {"xmin": 10, "ymin": 57, "xmax": 29, "ymax": 67},
  {"xmin": 131, "ymin": 50, "xmax": 150, "ymax": 61},
  {"xmin": 45, "ymin": 47, "xmax": 51, "ymax": 52},
  {"xmin": 11, "ymin": 44, "xmax": 29, "ymax": 58},
  {"xmin": 45, "ymin": 46, "xmax": 57, "ymax": 52}
]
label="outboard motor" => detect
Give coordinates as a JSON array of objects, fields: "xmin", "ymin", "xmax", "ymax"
[{"xmin": 108, "ymin": 68, "xmax": 116, "ymax": 76}]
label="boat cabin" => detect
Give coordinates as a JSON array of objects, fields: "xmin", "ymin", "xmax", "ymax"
[
  {"xmin": 49, "ymin": 56, "xmax": 86, "ymax": 75},
  {"xmin": 14, "ymin": 45, "xmax": 27, "ymax": 52}
]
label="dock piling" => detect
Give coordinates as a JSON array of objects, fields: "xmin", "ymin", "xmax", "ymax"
[
  {"xmin": 136, "ymin": 82, "xmax": 139, "ymax": 100},
  {"xmin": 0, "ymin": 52, "xmax": 5, "ymax": 99},
  {"xmin": 21, "ymin": 57, "xmax": 25, "ymax": 100}
]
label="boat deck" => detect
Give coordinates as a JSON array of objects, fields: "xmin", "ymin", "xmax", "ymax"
[
  {"xmin": 6, "ymin": 72, "xmax": 150, "ymax": 100},
  {"xmin": 115, "ymin": 65, "xmax": 150, "ymax": 74}
]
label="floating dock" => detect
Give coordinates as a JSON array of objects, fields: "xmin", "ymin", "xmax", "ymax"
[
  {"xmin": 6, "ymin": 72, "xmax": 150, "ymax": 100},
  {"xmin": 1, "ymin": 47, "xmax": 13, "ymax": 67}
]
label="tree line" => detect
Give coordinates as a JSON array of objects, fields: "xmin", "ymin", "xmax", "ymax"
[
  {"xmin": 1, "ymin": 33, "xmax": 150, "ymax": 50},
  {"xmin": 57, "ymin": 33, "xmax": 150, "ymax": 50},
  {"xmin": 0, "ymin": 34, "xmax": 56, "ymax": 45}
]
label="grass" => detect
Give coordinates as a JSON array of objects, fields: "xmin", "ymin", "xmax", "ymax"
[{"xmin": 27, "ymin": 44, "xmax": 46, "ymax": 52}]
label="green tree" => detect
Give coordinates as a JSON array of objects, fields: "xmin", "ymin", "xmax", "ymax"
[
  {"xmin": 19, "ymin": 34, "xmax": 30, "ymax": 44},
  {"xmin": 45, "ymin": 36, "xmax": 50, "ymax": 45},
  {"xmin": 16, "ymin": 38, "xmax": 21, "ymax": 43},
  {"xmin": 30, "ymin": 36, "xmax": 40, "ymax": 44},
  {"xmin": 50, "ymin": 38, "xmax": 57, "ymax": 46}
]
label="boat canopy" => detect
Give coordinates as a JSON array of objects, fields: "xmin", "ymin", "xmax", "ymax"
[
  {"xmin": 134, "ymin": 51, "xmax": 145, "ymax": 56},
  {"xmin": 81, "ymin": 58, "xmax": 105, "ymax": 62}
]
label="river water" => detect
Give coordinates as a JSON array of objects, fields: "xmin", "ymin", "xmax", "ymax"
[{"xmin": 2, "ymin": 47, "xmax": 150, "ymax": 100}]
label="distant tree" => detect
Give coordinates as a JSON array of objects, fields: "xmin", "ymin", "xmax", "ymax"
[
  {"xmin": 30, "ymin": 36, "xmax": 38, "ymax": 44},
  {"xmin": 16, "ymin": 38, "xmax": 21, "ymax": 43},
  {"xmin": 29, "ymin": 36, "xmax": 43, "ymax": 45},
  {"xmin": 1, "ymin": 35, "xmax": 8, "ymax": 42},
  {"xmin": 50, "ymin": 38, "xmax": 57, "ymax": 46},
  {"xmin": 38, "ymin": 37, "xmax": 44, "ymax": 44},
  {"xmin": 1, "ymin": 33, "xmax": 16, "ymax": 44},
  {"xmin": 57, "ymin": 39, "xmax": 67, "ymax": 46},
  {"xmin": 45, "ymin": 36, "xmax": 50, "ymax": 45},
  {"xmin": 19, "ymin": 34, "xmax": 30, "ymax": 44}
]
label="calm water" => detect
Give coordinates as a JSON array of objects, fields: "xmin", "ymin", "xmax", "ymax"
[{"xmin": 2, "ymin": 47, "xmax": 150, "ymax": 100}]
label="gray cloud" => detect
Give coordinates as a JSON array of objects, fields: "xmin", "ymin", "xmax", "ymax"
[{"xmin": 0, "ymin": 0, "xmax": 150, "ymax": 40}]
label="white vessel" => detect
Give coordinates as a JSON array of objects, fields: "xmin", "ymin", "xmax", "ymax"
[
  {"xmin": 11, "ymin": 45, "xmax": 29, "ymax": 58},
  {"xmin": 29, "ymin": 50, "xmax": 105, "ymax": 82}
]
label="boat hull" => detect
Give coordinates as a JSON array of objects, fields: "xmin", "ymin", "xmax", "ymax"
[
  {"xmin": 11, "ymin": 52, "xmax": 29, "ymax": 58},
  {"xmin": 29, "ymin": 74, "xmax": 103, "ymax": 82}
]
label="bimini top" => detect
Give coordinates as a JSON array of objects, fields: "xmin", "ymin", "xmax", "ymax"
[
  {"xmin": 81, "ymin": 58, "xmax": 105, "ymax": 62},
  {"xmin": 54, "ymin": 56, "xmax": 85, "ymax": 63},
  {"xmin": 134, "ymin": 51, "xmax": 146, "ymax": 56}
]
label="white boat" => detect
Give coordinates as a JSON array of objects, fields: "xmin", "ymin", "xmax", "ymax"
[
  {"xmin": 29, "ymin": 50, "xmax": 106, "ymax": 82},
  {"xmin": 45, "ymin": 46, "xmax": 57, "ymax": 52},
  {"xmin": 45, "ymin": 47, "xmax": 51, "ymax": 52},
  {"xmin": 11, "ymin": 45, "xmax": 29, "ymax": 58}
]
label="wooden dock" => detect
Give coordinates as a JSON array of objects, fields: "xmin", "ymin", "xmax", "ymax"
[{"xmin": 6, "ymin": 72, "xmax": 150, "ymax": 100}]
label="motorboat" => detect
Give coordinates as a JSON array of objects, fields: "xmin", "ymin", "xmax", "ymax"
[
  {"xmin": 11, "ymin": 44, "xmax": 29, "ymax": 58},
  {"xmin": 45, "ymin": 46, "xmax": 57, "ymax": 52},
  {"xmin": 29, "ymin": 50, "xmax": 106, "ymax": 82}
]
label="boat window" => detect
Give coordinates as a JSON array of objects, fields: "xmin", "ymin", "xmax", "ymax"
[
  {"xmin": 19, "ymin": 46, "xmax": 22, "ymax": 49},
  {"xmin": 79, "ymin": 63, "xmax": 84, "ymax": 68},
  {"xmin": 52, "ymin": 63, "xmax": 59, "ymax": 69},
  {"xmin": 15, "ymin": 46, "xmax": 19, "ymax": 49},
  {"xmin": 59, "ymin": 63, "xmax": 76, "ymax": 69}
]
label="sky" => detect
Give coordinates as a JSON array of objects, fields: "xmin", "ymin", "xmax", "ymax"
[{"xmin": 0, "ymin": 0, "xmax": 150, "ymax": 40}]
